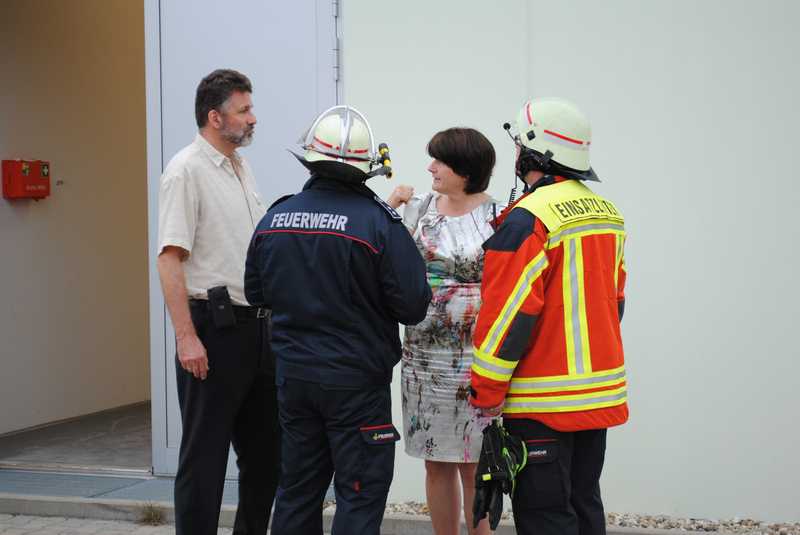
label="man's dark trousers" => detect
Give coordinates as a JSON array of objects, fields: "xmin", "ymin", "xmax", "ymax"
[
  {"xmin": 505, "ymin": 418, "xmax": 607, "ymax": 535},
  {"xmin": 270, "ymin": 378, "xmax": 397, "ymax": 535},
  {"xmin": 174, "ymin": 302, "xmax": 280, "ymax": 535}
]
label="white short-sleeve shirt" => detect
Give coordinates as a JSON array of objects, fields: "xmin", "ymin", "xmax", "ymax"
[{"xmin": 158, "ymin": 134, "xmax": 266, "ymax": 305}]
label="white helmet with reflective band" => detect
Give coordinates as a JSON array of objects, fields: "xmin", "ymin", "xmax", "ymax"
[
  {"xmin": 515, "ymin": 98, "xmax": 594, "ymax": 175},
  {"xmin": 301, "ymin": 105, "xmax": 375, "ymax": 173}
]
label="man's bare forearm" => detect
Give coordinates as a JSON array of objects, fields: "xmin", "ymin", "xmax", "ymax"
[{"xmin": 156, "ymin": 248, "xmax": 195, "ymax": 339}]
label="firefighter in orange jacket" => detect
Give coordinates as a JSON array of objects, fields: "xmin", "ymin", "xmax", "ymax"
[{"xmin": 469, "ymin": 98, "xmax": 627, "ymax": 535}]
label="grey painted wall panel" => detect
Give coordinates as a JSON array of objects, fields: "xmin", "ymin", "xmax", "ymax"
[
  {"xmin": 146, "ymin": 0, "xmax": 337, "ymax": 475},
  {"xmin": 342, "ymin": 0, "xmax": 800, "ymax": 522}
]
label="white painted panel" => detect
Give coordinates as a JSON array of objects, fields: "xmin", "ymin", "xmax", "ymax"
[
  {"xmin": 343, "ymin": 0, "xmax": 800, "ymax": 523},
  {"xmin": 146, "ymin": 0, "xmax": 337, "ymax": 476},
  {"xmin": 525, "ymin": 0, "xmax": 800, "ymax": 523},
  {"xmin": 341, "ymin": 0, "xmax": 531, "ymax": 506}
]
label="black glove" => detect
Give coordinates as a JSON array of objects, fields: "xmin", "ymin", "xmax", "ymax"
[
  {"xmin": 472, "ymin": 420, "xmax": 527, "ymax": 529},
  {"xmin": 472, "ymin": 474, "xmax": 489, "ymax": 527},
  {"xmin": 487, "ymin": 480, "xmax": 504, "ymax": 529},
  {"xmin": 473, "ymin": 461, "xmax": 505, "ymax": 530}
]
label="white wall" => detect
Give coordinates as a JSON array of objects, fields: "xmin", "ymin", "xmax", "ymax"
[
  {"xmin": 344, "ymin": 0, "xmax": 800, "ymax": 522},
  {"xmin": 342, "ymin": 0, "xmax": 530, "ymax": 511},
  {"xmin": 0, "ymin": 0, "xmax": 150, "ymax": 435}
]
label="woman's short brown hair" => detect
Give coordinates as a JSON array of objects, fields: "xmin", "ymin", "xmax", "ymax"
[{"xmin": 427, "ymin": 127, "xmax": 496, "ymax": 194}]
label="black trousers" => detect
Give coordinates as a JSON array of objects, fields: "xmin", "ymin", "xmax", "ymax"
[
  {"xmin": 174, "ymin": 303, "xmax": 280, "ymax": 535},
  {"xmin": 505, "ymin": 419, "xmax": 608, "ymax": 535},
  {"xmin": 270, "ymin": 378, "xmax": 398, "ymax": 535}
]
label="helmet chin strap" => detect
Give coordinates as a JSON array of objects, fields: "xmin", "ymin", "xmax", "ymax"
[
  {"xmin": 516, "ymin": 147, "xmax": 554, "ymax": 177},
  {"xmin": 504, "ymin": 122, "xmax": 555, "ymax": 201}
]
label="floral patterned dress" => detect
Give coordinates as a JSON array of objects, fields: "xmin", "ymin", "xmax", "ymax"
[{"xmin": 401, "ymin": 192, "xmax": 502, "ymax": 462}]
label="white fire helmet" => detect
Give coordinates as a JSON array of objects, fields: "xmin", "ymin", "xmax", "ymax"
[
  {"xmin": 514, "ymin": 98, "xmax": 594, "ymax": 175},
  {"xmin": 301, "ymin": 105, "xmax": 376, "ymax": 174}
]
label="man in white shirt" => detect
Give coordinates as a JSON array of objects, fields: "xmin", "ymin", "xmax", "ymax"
[{"xmin": 157, "ymin": 69, "xmax": 279, "ymax": 535}]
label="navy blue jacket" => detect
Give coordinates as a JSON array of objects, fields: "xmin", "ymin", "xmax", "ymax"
[{"xmin": 244, "ymin": 174, "xmax": 432, "ymax": 386}]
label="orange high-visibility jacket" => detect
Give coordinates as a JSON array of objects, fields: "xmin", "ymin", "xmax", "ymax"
[{"xmin": 470, "ymin": 177, "xmax": 628, "ymax": 432}]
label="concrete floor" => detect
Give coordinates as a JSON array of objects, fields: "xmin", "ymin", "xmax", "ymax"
[
  {"xmin": 0, "ymin": 469, "xmax": 239, "ymax": 504},
  {"xmin": 0, "ymin": 403, "xmax": 151, "ymax": 473},
  {"xmin": 0, "ymin": 514, "xmax": 235, "ymax": 534}
]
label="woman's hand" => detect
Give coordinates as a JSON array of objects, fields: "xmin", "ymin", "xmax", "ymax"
[{"xmin": 387, "ymin": 184, "xmax": 414, "ymax": 208}]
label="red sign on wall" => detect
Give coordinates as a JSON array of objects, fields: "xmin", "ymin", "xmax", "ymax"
[{"xmin": 2, "ymin": 160, "xmax": 51, "ymax": 199}]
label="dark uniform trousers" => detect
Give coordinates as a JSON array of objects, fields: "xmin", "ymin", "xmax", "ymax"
[
  {"xmin": 505, "ymin": 418, "xmax": 608, "ymax": 535},
  {"xmin": 270, "ymin": 378, "xmax": 397, "ymax": 535},
  {"xmin": 174, "ymin": 302, "xmax": 281, "ymax": 535}
]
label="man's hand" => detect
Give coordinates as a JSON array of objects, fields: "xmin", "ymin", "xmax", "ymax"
[
  {"xmin": 387, "ymin": 184, "xmax": 414, "ymax": 208},
  {"xmin": 177, "ymin": 332, "xmax": 209, "ymax": 380},
  {"xmin": 157, "ymin": 247, "xmax": 210, "ymax": 381},
  {"xmin": 479, "ymin": 403, "xmax": 504, "ymax": 418},
  {"xmin": 470, "ymin": 393, "xmax": 504, "ymax": 418}
]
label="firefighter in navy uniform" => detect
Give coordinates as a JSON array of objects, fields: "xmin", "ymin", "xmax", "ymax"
[
  {"xmin": 470, "ymin": 99, "xmax": 628, "ymax": 535},
  {"xmin": 244, "ymin": 106, "xmax": 432, "ymax": 535}
]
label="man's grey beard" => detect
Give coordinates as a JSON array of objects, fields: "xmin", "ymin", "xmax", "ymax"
[{"xmin": 222, "ymin": 127, "xmax": 254, "ymax": 147}]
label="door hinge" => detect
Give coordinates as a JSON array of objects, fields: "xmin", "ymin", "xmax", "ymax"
[{"xmin": 334, "ymin": 36, "xmax": 340, "ymax": 82}]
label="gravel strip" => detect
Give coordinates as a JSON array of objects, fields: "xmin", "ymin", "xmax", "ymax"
[
  {"xmin": 330, "ymin": 502, "xmax": 800, "ymax": 534},
  {"xmin": 605, "ymin": 512, "xmax": 800, "ymax": 535}
]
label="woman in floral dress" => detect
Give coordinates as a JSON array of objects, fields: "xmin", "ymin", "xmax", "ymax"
[{"xmin": 388, "ymin": 127, "xmax": 500, "ymax": 535}]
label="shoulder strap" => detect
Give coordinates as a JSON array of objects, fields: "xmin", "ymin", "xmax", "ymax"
[
  {"xmin": 419, "ymin": 192, "xmax": 434, "ymax": 217},
  {"xmin": 373, "ymin": 195, "xmax": 402, "ymax": 221}
]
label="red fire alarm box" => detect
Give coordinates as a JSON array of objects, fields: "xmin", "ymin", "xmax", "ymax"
[{"xmin": 2, "ymin": 159, "xmax": 51, "ymax": 200}]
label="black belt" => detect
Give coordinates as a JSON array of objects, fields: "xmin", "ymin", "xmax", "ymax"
[{"xmin": 189, "ymin": 299, "xmax": 269, "ymax": 319}]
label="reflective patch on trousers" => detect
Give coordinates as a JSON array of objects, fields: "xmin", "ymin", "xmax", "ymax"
[
  {"xmin": 515, "ymin": 438, "xmax": 567, "ymax": 510},
  {"xmin": 525, "ymin": 439, "xmax": 558, "ymax": 463},
  {"xmin": 360, "ymin": 424, "xmax": 401, "ymax": 445}
]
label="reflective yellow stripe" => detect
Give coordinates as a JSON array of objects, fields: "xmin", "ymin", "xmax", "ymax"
[
  {"xmin": 574, "ymin": 239, "xmax": 592, "ymax": 374},
  {"xmin": 614, "ymin": 235, "xmax": 622, "ymax": 290},
  {"xmin": 472, "ymin": 346, "xmax": 517, "ymax": 382},
  {"xmin": 547, "ymin": 220, "xmax": 625, "ymax": 249},
  {"xmin": 473, "ymin": 347, "xmax": 518, "ymax": 369},
  {"xmin": 562, "ymin": 240, "xmax": 577, "ymax": 375},
  {"xmin": 504, "ymin": 385, "xmax": 627, "ymax": 413},
  {"xmin": 510, "ymin": 376, "xmax": 625, "ymax": 394},
  {"xmin": 513, "ymin": 365, "xmax": 625, "ymax": 383},
  {"xmin": 504, "ymin": 396, "xmax": 627, "ymax": 413},
  {"xmin": 471, "ymin": 361, "xmax": 514, "ymax": 382},
  {"xmin": 479, "ymin": 251, "xmax": 548, "ymax": 357},
  {"xmin": 615, "ymin": 233, "xmax": 627, "ymax": 287},
  {"xmin": 512, "ymin": 385, "xmax": 626, "ymax": 402},
  {"xmin": 509, "ymin": 366, "xmax": 626, "ymax": 393},
  {"xmin": 562, "ymin": 237, "xmax": 592, "ymax": 375}
]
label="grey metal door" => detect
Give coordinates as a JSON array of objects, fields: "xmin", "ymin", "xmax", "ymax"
[{"xmin": 145, "ymin": 0, "xmax": 339, "ymax": 476}]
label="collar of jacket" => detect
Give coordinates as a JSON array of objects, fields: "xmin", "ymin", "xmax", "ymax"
[
  {"xmin": 490, "ymin": 175, "xmax": 568, "ymax": 229},
  {"xmin": 303, "ymin": 174, "xmax": 378, "ymax": 201},
  {"xmin": 528, "ymin": 174, "xmax": 571, "ymax": 194}
]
